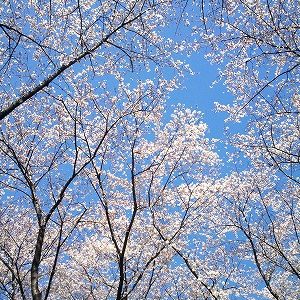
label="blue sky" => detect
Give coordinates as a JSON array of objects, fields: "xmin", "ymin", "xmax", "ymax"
[{"xmin": 171, "ymin": 51, "xmax": 231, "ymax": 137}]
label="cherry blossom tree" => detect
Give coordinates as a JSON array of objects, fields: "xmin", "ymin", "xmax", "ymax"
[
  {"xmin": 0, "ymin": 73, "xmax": 220, "ymax": 299},
  {"xmin": 0, "ymin": 1, "xmax": 204, "ymax": 299},
  {"xmin": 47, "ymin": 104, "xmax": 220, "ymax": 299},
  {"xmin": 197, "ymin": 0, "xmax": 300, "ymax": 182},
  {"xmin": 0, "ymin": 0, "xmax": 192, "ymax": 120},
  {"xmin": 0, "ymin": 2, "xmax": 219, "ymax": 296},
  {"xmin": 192, "ymin": 1, "xmax": 300, "ymax": 299},
  {"xmin": 214, "ymin": 168, "xmax": 300, "ymax": 299}
]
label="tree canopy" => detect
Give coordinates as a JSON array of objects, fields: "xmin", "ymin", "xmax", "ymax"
[{"xmin": 0, "ymin": 1, "xmax": 299, "ymax": 299}]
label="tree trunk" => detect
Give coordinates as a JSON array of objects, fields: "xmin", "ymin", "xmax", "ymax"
[{"xmin": 31, "ymin": 226, "xmax": 45, "ymax": 300}]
